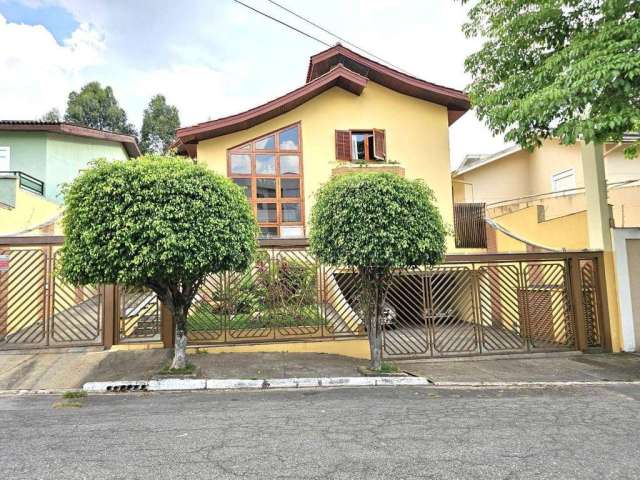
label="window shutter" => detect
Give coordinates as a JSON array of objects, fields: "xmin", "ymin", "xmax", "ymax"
[
  {"xmin": 335, "ymin": 130, "xmax": 351, "ymax": 161},
  {"xmin": 373, "ymin": 129, "xmax": 386, "ymax": 160}
]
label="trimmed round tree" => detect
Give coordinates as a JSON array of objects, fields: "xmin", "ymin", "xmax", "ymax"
[
  {"xmin": 59, "ymin": 156, "xmax": 257, "ymax": 369},
  {"xmin": 309, "ymin": 173, "xmax": 447, "ymax": 369}
]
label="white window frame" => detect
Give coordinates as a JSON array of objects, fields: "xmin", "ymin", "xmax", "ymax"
[
  {"xmin": 0, "ymin": 146, "xmax": 10, "ymax": 171},
  {"xmin": 551, "ymin": 168, "xmax": 576, "ymax": 194}
]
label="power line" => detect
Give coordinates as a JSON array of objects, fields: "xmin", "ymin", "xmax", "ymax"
[
  {"xmin": 266, "ymin": 0, "xmax": 410, "ymax": 74},
  {"xmin": 232, "ymin": 0, "xmax": 332, "ymax": 48}
]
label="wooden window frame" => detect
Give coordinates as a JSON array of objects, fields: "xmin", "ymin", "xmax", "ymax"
[
  {"xmin": 336, "ymin": 129, "xmax": 386, "ymax": 162},
  {"xmin": 227, "ymin": 122, "xmax": 305, "ymax": 238}
]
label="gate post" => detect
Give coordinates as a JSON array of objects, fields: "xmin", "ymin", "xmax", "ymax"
[
  {"xmin": 102, "ymin": 284, "xmax": 117, "ymax": 349},
  {"xmin": 568, "ymin": 256, "xmax": 588, "ymax": 351},
  {"xmin": 161, "ymin": 302, "xmax": 175, "ymax": 348},
  {"xmin": 594, "ymin": 254, "xmax": 613, "ymax": 352}
]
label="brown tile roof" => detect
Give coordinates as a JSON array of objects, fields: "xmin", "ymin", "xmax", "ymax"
[
  {"xmin": 306, "ymin": 44, "xmax": 470, "ymax": 125},
  {"xmin": 176, "ymin": 63, "xmax": 367, "ymax": 144},
  {"xmin": 0, "ymin": 121, "xmax": 141, "ymax": 157},
  {"xmin": 176, "ymin": 45, "xmax": 470, "ymax": 147}
]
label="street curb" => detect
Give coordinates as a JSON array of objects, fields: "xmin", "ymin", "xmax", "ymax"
[
  {"xmin": 82, "ymin": 376, "xmax": 431, "ymax": 393},
  {"xmin": 431, "ymin": 380, "xmax": 640, "ymax": 387}
]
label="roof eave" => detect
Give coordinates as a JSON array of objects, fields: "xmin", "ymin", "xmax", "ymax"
[{"xmin": 177, "ymin": 65, "xmax": 367, "ymax": 144}]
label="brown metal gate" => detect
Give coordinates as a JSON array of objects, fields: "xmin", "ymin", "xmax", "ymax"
[
  {"xmin": 381, "ymin": 253, "xmax": 608, "ymax": 359},
  {"xmin": 0, "ymin": 246, "xmax": 103, "ymax": 350}
]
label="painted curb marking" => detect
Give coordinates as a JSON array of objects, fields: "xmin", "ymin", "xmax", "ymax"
[{"xmin": 83, "ymin": 376, "xmax": 430, "ymax": 393}]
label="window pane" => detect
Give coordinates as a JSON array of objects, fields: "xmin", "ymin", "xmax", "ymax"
[
  {"xmin": 281, "ymin": 226, "xmax": 304, "ymax": 238},
  {"xmin": 280, "ymin": 155, "xmax": 300, "ymax": 175},
  {"xmin": 351, "ymin": 133, "xmax": 366, "ymax": 160},
  {"xmin": 232, "ymin": 178, "xmax": 251, "ymax": 199},
  {"xmin": 236, "ymin": 143, "xmax": 251, "ymax": 151},
  {"xmin": 256, "ymin": 154, "xmax": 275, "ymax": 175},
  {"xmin": 230, "ymin": 154, "xmax": 251, "ymax": 174},
  {"xmin": 256, "ymin": 178, "xmax": 276, "ymax": 198},
  {"xmin": 281, "ymin": 178, "xmax": 300, "ymax": 198},
  {"xmin": 255, "ymin": 135, "xmax": 275, "ymax": 150},
  {"xmin": 279, "ymin": 126, "xmax": 299, "ymax": 150},
  {"xmin": 257, "ymin": 203, "xmax": 277, "ymax": 222},
  {"xmin": 281, "ymin": 203, "xmax": 301, "ymax": 222},
  {"xmin": 259, "ymin": 226, "xmax": 278, "ymax": 238}
]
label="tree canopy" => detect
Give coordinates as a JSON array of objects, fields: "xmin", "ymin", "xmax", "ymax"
[
  {"xmin": 140, "ymin": 94, "xmax": 181, "ymax": 155},
  {"xmin": 309, "ymin": 173, "xmax": 447, "ymax": 368},
  {"xmin": 309, "ymin": 173, "xmax": 447, "ymax": 269},
  {"xmin": 64, "ymin": 81, "xmax": 137, "ymax": 136},
  {"xmin": 463, "ymin": 0, "xmax": 640, "ymax": 157},
  {"xmin": 39, "ymin": 108, "xmax": 61, "ymax": 122},
  {"xmin": 59, "ymin": 156, "xmax": 258, "ymax": 367}
]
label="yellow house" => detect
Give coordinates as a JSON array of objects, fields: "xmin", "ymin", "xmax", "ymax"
[
  {"xmin": 176, "ymin": 44, "xmax": 470, "ymax": 246},
  {"xmin": 451, "ymin": 136, "xmax": 640, "ymax": 251}
]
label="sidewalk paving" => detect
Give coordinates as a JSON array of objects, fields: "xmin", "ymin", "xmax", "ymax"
[
  {"xmin": 400, "ymin": 352, "xmax": 640, "ymax": 384},
  {"xmin": 1, "ymin": 348, "xmax": 639, "ymax": 392}
]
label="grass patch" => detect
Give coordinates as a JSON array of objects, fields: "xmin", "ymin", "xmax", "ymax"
[
  {"xmin": 159, "ymin": 362, "xmax": 196, "ymax": 375},
  {"xmin": 187, "ymin": 303, "xmax": 323, "ymax": 332},
  {"xmin": 62, "ymin": 390, "xmax": 87, "ymax": 399},
  {"xmin": 53, "ymin": 401, "xmax": 83, "ymax": 408},
  {"xmin": 376, "ymin": 362, "xmax": 399, "ymax": 374}
]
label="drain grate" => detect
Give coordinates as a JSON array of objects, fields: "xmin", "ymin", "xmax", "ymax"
[{"xmin": 105, "ymin": 383, "xmax": 148, "ymax": 392}]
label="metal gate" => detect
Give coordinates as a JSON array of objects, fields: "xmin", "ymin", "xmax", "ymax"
[
  {"xmin": 0, "ymin": 247, "xmax": 103, "ymax": 350},
  {"xmin": 381, "ymin": 254, "xmax": 606, "ymax": 358}
]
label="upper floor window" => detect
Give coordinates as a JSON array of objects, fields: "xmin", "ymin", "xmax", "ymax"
[
  {"xmin": 335, "ymin": 129, "xmax": 386, "ymax": 162},
  {"xmin": 228, "ymin": 123, "xmax": 304, "ymax": 239},
  {"xmin": 551, "ymin": 168, "xmax": 576, "ymax": 193}
]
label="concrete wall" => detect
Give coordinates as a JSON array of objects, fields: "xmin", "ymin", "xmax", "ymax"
[
  {"xmin": 612, "ymin": 229, "xmax": 640, "ymax": 352},
  {"xmin": 492, "ymin": 206, "xmax": 589, "ymax": 252},
  {"xmin": 0, "ymin": 180, "xmax": 61, "ymax": 235},
  {"xmin": 196, "ymin": 82, "xmax": 456, "ymax": 249},
  {"xmin": 606, "ymin": 148, "xmax": 640, "ymax": 184}
]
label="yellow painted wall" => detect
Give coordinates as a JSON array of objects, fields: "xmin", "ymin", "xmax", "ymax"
[
  {"xmin": 196, "ymin": 81, "xmax": 455, "ymax": 249},
  {"xmin": 0, "ymin": 184, "xmax": 61, "ymax": 235},
  {"xmin": 455, "ymin": 149, "xmax": 531, "ymax": 203},
  {"xmin": 493, "ymin": 206, "xmax": 589, "ymax": 251}
]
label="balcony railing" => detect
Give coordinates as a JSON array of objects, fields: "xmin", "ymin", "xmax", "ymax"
[{"xmin": 0, "ymin": 171, "xmax": 45, "ymax": 196}]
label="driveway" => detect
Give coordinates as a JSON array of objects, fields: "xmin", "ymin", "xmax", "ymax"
[{"xmin": 1, "ymin": 385, "xmax": 639, "ymax": 479}]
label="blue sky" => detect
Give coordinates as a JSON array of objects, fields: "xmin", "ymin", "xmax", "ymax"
[
  {"xmin": 0, "ymin": 0, "xmax": 77, "ymax": 42},
  {"xmin": 0, "ymin": 0, "xmax": 510, "ymax": 167}
]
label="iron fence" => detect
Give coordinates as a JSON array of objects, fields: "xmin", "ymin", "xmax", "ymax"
[{"xmin": 0, "ymin": 236, "xmax": 610, "ymax": 357}]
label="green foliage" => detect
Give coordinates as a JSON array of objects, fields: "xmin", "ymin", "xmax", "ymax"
[
  {"xmin": 140, "ymin": 94, "xmax": 181, "ymax": 155},
  {"xmin": 187, "ymin": 254, "xmax": 321, "ymax": 331},
  {"xmin": 463, "ymin": 0, "xmax": 640, "ymax": 156},
  {"xmin": 62, "ymin": 390, "xmax": 87, "ymax": 399},
  {"xmin": 39, "ymin": 108, "xmax": 61, "ymax": 122},
  {"xmin": 159, "ymin": 362, "xmax": 196, "ymax": 375},
  {"xmin": 377, "ymin": 362, "xmax": 399, "ymax": 373},
  {"xmin": 59, "ymin": 156, "xmax": 258, "ymax": 292},
  {"xmin": 309, "ymin": 173, "xmax": 448, "ymax": 269},
  {"xmin": 64, "ymin": 81, "xmax": 137, "ymax": 136}
]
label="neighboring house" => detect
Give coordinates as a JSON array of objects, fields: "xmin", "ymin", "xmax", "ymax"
[
  {"xmin": 451, "ymin": 136, "xmax": 640, "ymax": 250},
  {"xmin": 175, "ymin": 44, "xmax": 470, "ymax": 242},
  {"xmin": 0, "ymin": 121, "xmax": 140, "ymax": 235}
]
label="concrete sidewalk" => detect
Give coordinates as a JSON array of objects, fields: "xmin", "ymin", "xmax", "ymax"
[
  {"xmin": 401, "ymin": 353, "xmax": 640, "ymax": 384},
  {"xmin": 1, "ymin": 348, "xmax": 639, "ymax": 391}
]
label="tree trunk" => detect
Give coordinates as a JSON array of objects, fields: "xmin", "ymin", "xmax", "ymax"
[
  {"xmin": 361, "ymin": 268, "xmax": 386, "ymax": 370},
  {"xmin": 170, "ymin": 306, "xmax": 188, "ymax": 370}
]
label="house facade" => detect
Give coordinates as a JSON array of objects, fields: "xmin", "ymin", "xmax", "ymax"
[
  {"xmin": 176, "ymin": 45, "xmax": 470, "ymax": 244},
  {"xmin": 451, "ymin": 137, "xmax": 640, "ymax": 251},
  {"xmin": 0, "ymin": 121, "xmax": 140, "ymax": 235}
]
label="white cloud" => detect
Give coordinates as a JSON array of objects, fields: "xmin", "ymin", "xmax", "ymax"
[
  {"xmin": 0, "ymin": 0, "xmax": 509, "ymax": 166},
  {"xmin": 0, "ymin": 13, "xmax": 104, "ymax": 118}
]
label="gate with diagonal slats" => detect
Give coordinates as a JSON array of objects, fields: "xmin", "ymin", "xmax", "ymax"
[{"xmin": 0, "ymin": 246, "xmax": 103, "ymax": 350}]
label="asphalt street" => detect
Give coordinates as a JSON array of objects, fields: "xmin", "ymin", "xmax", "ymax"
[{"xmin": 1, "ymin": 385, "xmax": 640, "ymax": 479}]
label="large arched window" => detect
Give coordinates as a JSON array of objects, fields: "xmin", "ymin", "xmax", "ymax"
[{"xmin": 227, "ymin": 123, "xmax": 304, "ymax": 238}]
